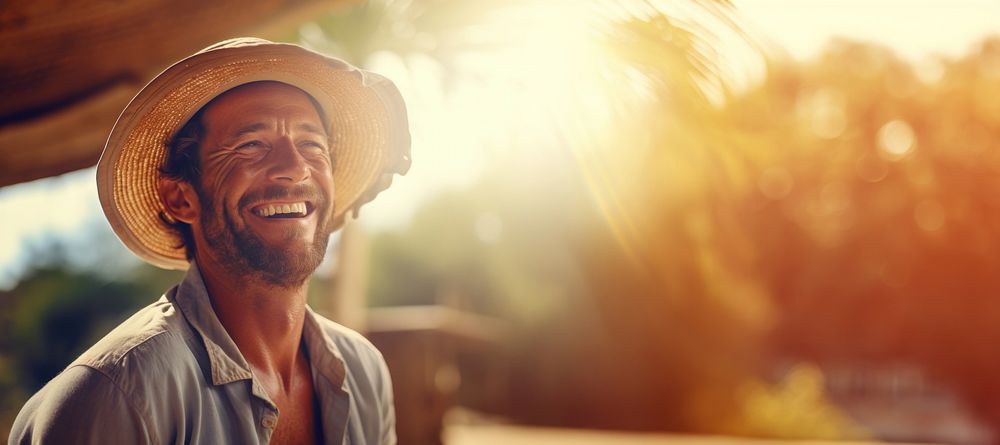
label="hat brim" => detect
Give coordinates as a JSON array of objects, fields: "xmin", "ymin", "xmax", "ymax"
[{"xmin": 97, "ymin": 38, "xmax": 411, "ymax": 270}]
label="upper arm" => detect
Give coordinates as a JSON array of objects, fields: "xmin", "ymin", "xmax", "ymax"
[{"xmin": 9, "ymin": 366, "xmax": 151, "ymax": 445}]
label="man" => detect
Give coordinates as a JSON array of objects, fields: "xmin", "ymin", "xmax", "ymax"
[{"xmin": 8, "ymin": 38, "xmax": 411, "ymax": 444}]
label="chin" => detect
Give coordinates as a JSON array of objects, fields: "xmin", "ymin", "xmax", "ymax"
[
  {"xmin": 244, "ymin": 240, "xmax": 329, "ymax": 288},
  {"xmin": 207, "ymin": 208, "xmax": 333, "ymax": 288}
]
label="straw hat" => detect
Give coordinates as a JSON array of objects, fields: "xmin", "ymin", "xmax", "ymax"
[{"xmin": 97, "ymin": 37, "xmax": 411, "ymax": 270}]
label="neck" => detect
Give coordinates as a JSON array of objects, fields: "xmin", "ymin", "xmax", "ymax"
[{"xmin": 196, "ymin": 253, "xmax": 310, "ymax": 383}]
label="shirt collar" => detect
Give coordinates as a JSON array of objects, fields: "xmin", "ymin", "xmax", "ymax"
[
  {"xmin": 302, "ymin": 306, "xmax": 348, "ymax": 390},
  {"xmin": 170, "ymin": 262, "xmax": 348, "ymax": 388}
]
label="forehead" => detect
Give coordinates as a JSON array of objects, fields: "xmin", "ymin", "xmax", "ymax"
[{"xmin": 200, "ymin": 81, "xmax": 326, "ymax": 130}]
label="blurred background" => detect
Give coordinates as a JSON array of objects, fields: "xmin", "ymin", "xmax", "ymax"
[{"xmin": 3, "ymin": 0, "xmax": 1000, "ymax": 443}]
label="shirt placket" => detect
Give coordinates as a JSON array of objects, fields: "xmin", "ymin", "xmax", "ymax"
[
  {"xmin": 302, "ymin": 311, "xmax": 352, "ymax": 444},
  {"xmin": 252, "ymin": 379, "xmax": 281, "ymax": 444}
]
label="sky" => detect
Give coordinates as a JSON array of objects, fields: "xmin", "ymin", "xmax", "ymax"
[
  {"xmin": 2, "ymin": 1, "xmax": 999, "ymax": 289},
  {"xmin": 736, "ymin": 0, "xmax": 1000, "ymax": 62}
]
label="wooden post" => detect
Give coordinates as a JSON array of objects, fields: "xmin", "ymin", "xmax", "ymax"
[{"xmin": 328, "ymin": 218, "xmax": 369, "ymax": 331}]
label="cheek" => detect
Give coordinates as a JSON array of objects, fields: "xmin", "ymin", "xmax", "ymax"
[
  {"xmin": 308, "ymin": 157, "xmax": 334, "ymax": 181},
  {"xmin": 200, "ymin": 157, "xmax": 259, "ymax": 207},
  {"xmin": 314, "ymin": 167, "xmax": 335, "ymax": 199}
]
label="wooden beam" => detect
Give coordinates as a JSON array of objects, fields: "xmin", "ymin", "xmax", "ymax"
[
  {"xmin": 0, "ymin": 0, "xmax": 351, "ymax": 187},
  {"xmin": 0, "ymin": 83, "xmax": 135, "ymax": 186}
]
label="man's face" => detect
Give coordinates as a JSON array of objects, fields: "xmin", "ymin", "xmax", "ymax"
[{"xmin": 191, "ymin": 81, "xmax": 335, "ymax": 287}]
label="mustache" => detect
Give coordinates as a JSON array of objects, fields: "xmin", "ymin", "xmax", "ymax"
[{"xmin": 238, "ymin": 184, "xmax": 327, "ymax": 210}]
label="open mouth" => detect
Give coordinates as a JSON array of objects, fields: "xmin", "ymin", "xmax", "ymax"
[{"xmin": 252, "ymin": 201, "xmax": 313, "ymax": 219}]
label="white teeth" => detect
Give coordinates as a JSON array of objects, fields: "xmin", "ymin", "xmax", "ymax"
[{"xmin": 254, "ymin": 202, "xmax": 307, "ymax": 217}]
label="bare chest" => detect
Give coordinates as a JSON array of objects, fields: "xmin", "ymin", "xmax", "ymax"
[
  {"xmin": 268, "ymin": 381, "xmax": 323, "ymax": 444},
  {"xmin": 260, "ymin": 361, "xmax": 324, "ymax": 444}
]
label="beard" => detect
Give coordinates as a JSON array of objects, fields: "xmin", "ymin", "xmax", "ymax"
[{"xmin": 198, "ymin": 183, "xmax": 333, "ymax": 288}]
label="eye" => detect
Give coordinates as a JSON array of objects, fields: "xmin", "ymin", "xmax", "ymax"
[
  {"xmin": 299, "ymin": 140, "xmax": 329, "ymax": 153},
  {"xmin": 235, "ymin": 140, "xmax": 266, "ymax": 152}
]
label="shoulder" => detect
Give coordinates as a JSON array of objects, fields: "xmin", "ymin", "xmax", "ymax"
[
  {"xmin": 10, "ymin": 365, "xmax": 151, "ymax": 444},
  {"xmin": 11, "ymin": 294, "xmax": 207, "ymax": 444},
  {"xmin": 72, "ymin": 295, "xmax": 197, "ymax": 381},
  {"xmin": 20, "ymin": 295, "xmax": 200, "ymax": 414}
]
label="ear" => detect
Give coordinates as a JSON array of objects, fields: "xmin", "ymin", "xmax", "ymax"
[{"xmin": 158, "ymin": 177, "xmax": 199, "ymax": 224}]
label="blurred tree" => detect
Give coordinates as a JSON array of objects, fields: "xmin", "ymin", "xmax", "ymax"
[
  {"xmin": 723, "ymin": 37, "xmax": 1000, "ymax": 433},
  {"xmin": 565, "ymin": 2, "xmax": 776, "ymax": 433}
]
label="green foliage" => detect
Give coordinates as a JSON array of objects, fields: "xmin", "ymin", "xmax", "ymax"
[{"xmin": 368, "ymin": 165, "xmax": 596, "ymax": 323}]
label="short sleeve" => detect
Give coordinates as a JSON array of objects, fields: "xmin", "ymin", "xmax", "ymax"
[{"xmin": 8, "ymin": 365, "xmax": 150, "ymax": 445}]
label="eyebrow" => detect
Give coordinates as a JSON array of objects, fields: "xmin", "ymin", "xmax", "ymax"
[
  {"xmin": 232, "ymin": 123, "xmax": 268, "ymax": 139},
  {"xmin": 296, "ymin": 122, "xmax": 327, "ymax": 137}
]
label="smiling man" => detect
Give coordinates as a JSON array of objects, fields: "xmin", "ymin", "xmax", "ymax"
[{"xmin": 8, "ymin": 38, "xmax": 410, "ymax": 445}]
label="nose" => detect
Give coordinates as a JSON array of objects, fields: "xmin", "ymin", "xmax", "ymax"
[{"xmin": 266, "ymin": 137, "xmax": 310, "ymax": 183}]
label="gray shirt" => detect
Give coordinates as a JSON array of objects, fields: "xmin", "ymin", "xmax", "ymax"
[{"xmin": 8, "ymin": 263, "xmax": 395, "ymax": 445}]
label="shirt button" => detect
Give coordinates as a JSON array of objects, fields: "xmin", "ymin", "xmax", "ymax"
[{"xmin": 262, "ymin": 415, "xmax": 277, "ymax": 429}]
